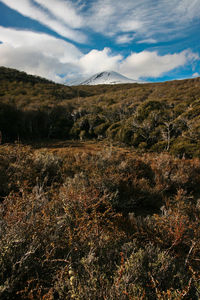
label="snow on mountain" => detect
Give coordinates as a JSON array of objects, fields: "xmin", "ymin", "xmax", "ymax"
[{"xmin": 79, "ymin": 71, "xmax": 138, "ymax": 85}]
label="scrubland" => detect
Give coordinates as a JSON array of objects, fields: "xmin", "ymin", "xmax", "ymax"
[
  {"xmin": 0, "ymin": 67, "xmax": 200, "ymax": 299},
  {"xmin": 0, "ymin": 143, "xmax": 200, "ymax": 299}
]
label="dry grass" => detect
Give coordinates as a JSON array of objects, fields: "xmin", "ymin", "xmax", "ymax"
[{"xmin": 30, "ymin": 140, "xmax": 131, "ymax": 157}]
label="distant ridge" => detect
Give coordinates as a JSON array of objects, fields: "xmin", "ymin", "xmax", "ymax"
[{"xmin": 80, "ymin": 71, "xmax": 138, "ymax": 85}]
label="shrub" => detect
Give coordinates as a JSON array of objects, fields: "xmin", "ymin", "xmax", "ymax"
[
  {"xmin": 171, "ymin": 138, "xmax": 199, "ymax": 158},
  {"xmin": 114, "ymin": 243, "xmax": 194, "ymax": 299},
  {"xmin": 33, "ymin": 151, "xmax": 63, "ymax": 185},
  {"xmin": 136, "ymin": 100, "xmax": 166, "ymax": 122}
]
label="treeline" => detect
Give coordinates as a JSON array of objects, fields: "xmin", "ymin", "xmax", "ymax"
[
  {"xmin": 0, "ymin": 102, "xmax": 73, "ymax": 141},
  {"xmin": 1, "ymin": 98, "xmax": 200, "ymax": 158}
]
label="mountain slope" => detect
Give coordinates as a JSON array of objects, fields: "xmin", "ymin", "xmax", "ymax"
[{"xmin": 80, "ymin": 71, "xmax": 137, "ymax": 85}]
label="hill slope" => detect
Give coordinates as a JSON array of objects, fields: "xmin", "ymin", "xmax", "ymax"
[{"xmin": 0, "ymin": 66, "xmax": 200, "ymax": 157}]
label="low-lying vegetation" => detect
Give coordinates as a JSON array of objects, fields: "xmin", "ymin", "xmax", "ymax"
[
  {"xmin": 0, "ymin": 144, "xmax": 200, "ymax": 299},
  {"xmin": 1, "ymin": 67, "xmax": 200, "ymax": 298}
]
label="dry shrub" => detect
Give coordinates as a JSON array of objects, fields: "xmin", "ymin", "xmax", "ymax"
[
  {"xmin": 0, "ymin": 172, "xmax": 125, "ymax": 299},
  {"xmin": 144, "ymin": 153, "xmax": 200, "ymax": 196},
  {"xmin": 0, "ymin": 144, "xmax": 64, "ymax": 199},
  {"xmin": 113, "ymin": 243, "xmax": 191, "ymax": 299},
  {"xmin": 0, "ymin": 145, "xmax": 200, "ymax": 298},
  {"xmin": 0, "ymin": 144, "xmax": 34, "ymax": 197}
]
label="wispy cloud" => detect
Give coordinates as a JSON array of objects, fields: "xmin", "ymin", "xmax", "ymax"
[
  {"xmin": 85, "ymin": 0, "xmax": 200, "ymax": 44},
  {"xmin": 33, "ymin": 0, "xmax": 83, "ymax": 28},
  {"xmin": 1, "ymin": 0, "xmax": 200, "ymax": 45},
  {"xmin": 0, "ymin": 0, "xmax": 86, "ymax": 42},
  {"xmin": 137, "ymin": 39, "xmax": 157, "ymax": 44},
  {"xmin": 176, "ymin": 0, "xmax": 200, "ymax": 20},
  {"xmin": 116, "ymin": 34, "xmax": 135, "ymax": 45}
]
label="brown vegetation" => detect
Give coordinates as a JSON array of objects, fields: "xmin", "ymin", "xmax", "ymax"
[{"xmin": 0, "ymin": 143, "xmax": 200, "ymax": 299}]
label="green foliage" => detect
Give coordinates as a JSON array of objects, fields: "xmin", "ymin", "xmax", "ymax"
[
  {"xmin": 171, "ymin": 137, "xmax": 200, "ymax": 158},
  {"xmin": 93, "ymin": 122, "xmax": 110, "ymax": 137},
  {"xmin": 106, "ymin": 122, "xmax": 122, "ymax": 140},
  {"xmin": 116, "ymin": 124, "xmax": 134, "ymax": 145},
  {"xmin": 136, "ymin": 100, "xmax": 167, "ymax": 122}
]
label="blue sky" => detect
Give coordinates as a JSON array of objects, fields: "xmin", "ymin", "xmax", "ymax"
[{"xmin": 0, "ymin": 0, "xmax": 200, "ymax": 84}]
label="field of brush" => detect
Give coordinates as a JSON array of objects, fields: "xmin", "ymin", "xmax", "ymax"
[{"xmin": 0, "ymin": 141, "xmax": 200, "ymax": 299}]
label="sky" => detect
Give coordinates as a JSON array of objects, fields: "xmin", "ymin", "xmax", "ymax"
[{"xmin": 0, "ymin": 0, "xmax": 200, "ymax": 85}]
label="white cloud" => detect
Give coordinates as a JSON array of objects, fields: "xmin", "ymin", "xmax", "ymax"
[
  {"xmin": 118, "ymin": 20, "xmax": 142, "ymax": 32},
  {"xmin": 79, "ymin": 48, "xmax": 122, "ymax": 76},
  {"xmin": 0, "ymin": 0, "xmax": 86, "ymax": 42},
  {"xmin": 137, "ymin": 38, "xmax": 157, "ymax": 44},
  {"xmin": 116, "ymin": 34, "xmax": 135, "ymax": 44},
  {"xmin": 33, "ymin": 0, "xmax": 83, "ymax": 28},
  {"xmin": 119, "ymin": 50, "xmax": 199, "ymax": 79},
  {"xmin": 0, "ymin": 26, "xmax": 82, "ymax": 62},
  {"xmin": 0, "ymin": 44, "xmax": 72, "ymax": 82},
  {"xmin": 192, "ymin": 72, "xmax": 200, "ymax": 77},
  {"xmin": 77, "ymin": 48, "xmax": 199, "ymax": 82},
  {"xmin": 0, "ymin": 26, "xmax": 82, "ymax": 83}
]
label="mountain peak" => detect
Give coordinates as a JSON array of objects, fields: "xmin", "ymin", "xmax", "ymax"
[{"xmin": 79, "ymin": 71, "xmax": 138, "ymax": 85}]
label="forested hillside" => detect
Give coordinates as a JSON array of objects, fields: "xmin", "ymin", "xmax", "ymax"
[{"xmin": 1, "ymin": 67, "xmax": 200, "ymax": 157}]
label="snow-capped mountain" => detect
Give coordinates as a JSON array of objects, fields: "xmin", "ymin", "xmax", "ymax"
[{"xmin": 80, "ymin": 71, "xmax": 137, "ymax": 85}]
